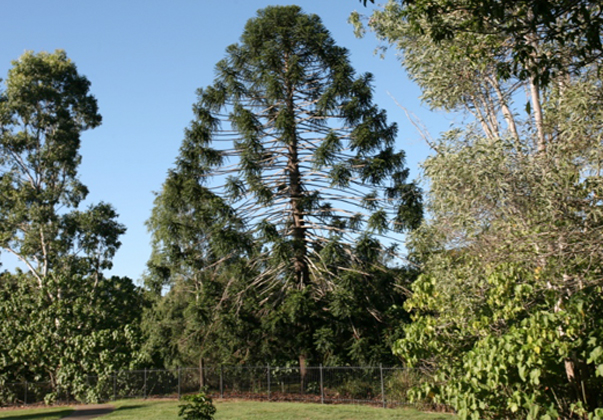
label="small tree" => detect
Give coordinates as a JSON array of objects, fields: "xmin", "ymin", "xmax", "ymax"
[{"xmin": 178, "ymin": 392, "xmax": 216, "ymax": 420}]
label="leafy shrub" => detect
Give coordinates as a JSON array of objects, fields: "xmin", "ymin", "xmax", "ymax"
[
  {"xmin": 0, "ymin": 386, "xmax": 17, "ymax": 407},
  {"xmin": 178, "ymin": 391, "xmax": 216, "ymax": 420},
  {"xmin": 305, "ymin": 381, "xmax": 320, "ymax": 395}
]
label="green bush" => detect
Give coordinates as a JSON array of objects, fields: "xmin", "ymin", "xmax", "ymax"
[{"xmin": 178, "ymin": 392, "xmax": 216, "ymax": 420}]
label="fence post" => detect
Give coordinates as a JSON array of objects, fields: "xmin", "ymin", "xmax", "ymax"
[
  {"xmin": 220, "ymin": 365, "xmax": 224, "ymax": 399},
  {"xmin": 267, "ymin": 365, "xmax": 271, "ymax": 400},
  {"xmin": 113, "ymin": 372, "xmax": 117, "ymax": 401},
  {"xmin": 143, "ymin": 368, "xmax": 147, "ymax": 399},
  {"xmin": 199, "ymin": 358, "xmax": 205, "ymax": 390},
  {"xmin": 380, "ymin": 364, "xmax": 386, "ymax": 409},
  {"xmin": 319, "ymin": 364, "xmax": 324, "ymax": 404},
  {"xmin": 177, "ymin": 367, "xmax": 181, "ymax": 400},
  {"xmin": 24, "ymin": 381, "xmax": 27, "ymax": 405}
]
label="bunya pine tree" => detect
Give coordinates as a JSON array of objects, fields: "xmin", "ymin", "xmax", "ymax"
[{"xmin": 146, "ymin": 6, "xmax": 422, "ymax": 369}]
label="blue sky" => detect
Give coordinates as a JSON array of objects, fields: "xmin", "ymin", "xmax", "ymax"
[{"xmin": 1, "ymin": 1, "xmax": 457, "ymax": 282}]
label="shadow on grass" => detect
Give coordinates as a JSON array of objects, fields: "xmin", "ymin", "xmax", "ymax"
[
  {"xmin": 110, "ymin": 405, "xmax": 143, "ymax": 413},
  {"xmin": 0, "ymin": 409, "xmax": 73, "ymax": 420},
  {"xmin": 62, "ymin": 407, "xmax": 114, "ymax": 418},
  {"xmin": 0, "ymin": 404, "xmax": 147, "ymax": 420}
]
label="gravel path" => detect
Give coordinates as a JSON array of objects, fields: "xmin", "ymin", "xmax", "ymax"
[{"xmin": 61, "ymin": 405, "xmax": 114, "ymax": 419}]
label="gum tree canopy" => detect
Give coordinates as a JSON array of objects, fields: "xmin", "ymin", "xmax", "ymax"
[
  {"xmin": 355, "ymin": 0, "xmax": 603, "ymax": 85},
  {"xmin": 0, "ymin": 50, "xmax": 123, "ymax": 285}
]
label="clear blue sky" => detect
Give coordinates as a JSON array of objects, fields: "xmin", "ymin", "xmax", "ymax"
[{"xmin": 1, "ymin": 1, "xmax": 457, "ymax": 282}]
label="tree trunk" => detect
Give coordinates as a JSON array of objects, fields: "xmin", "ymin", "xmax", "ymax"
[
  {"xmin": 529, "ymin": 77, "xmax": 546, "ymax": 153},
  {"xmin": 299, "ymin": 354, "xmax": 307, "ymax": 394},
  {"xmin": 524, "ymin": 25, "xmax": 546, "ymax": 153},
  {"xmin": 288, "ymin": 140, "xmax": 309, "ymax": 287},
  {"xmin": 284, "ymin": 66, "xmax": 309, "ymax": 288},
  {"xmin": 486, "ymin": 75, "xmax": 520, "ymax": 146}
]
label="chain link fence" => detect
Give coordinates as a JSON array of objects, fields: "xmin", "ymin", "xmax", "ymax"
[{"xmin": 1, "ymin": 365, "xmax": 431, "ymax": 409}]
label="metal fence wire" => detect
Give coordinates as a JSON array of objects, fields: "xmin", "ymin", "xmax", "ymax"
[{"xmin": 0, "ymin": 365, "xmax": 430, "ymax": 408}]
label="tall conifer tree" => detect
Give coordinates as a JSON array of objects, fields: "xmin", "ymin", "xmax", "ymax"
[{"xmin": 148, "ymin": 5, "xmax": 421, "ymax": 366}]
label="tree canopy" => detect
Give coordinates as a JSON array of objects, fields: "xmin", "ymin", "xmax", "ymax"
[{"xmin": 0, "ymin": 50, "xmax": 123, "ymax": 285}]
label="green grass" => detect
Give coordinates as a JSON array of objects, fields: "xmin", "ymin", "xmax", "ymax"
[
  {"xmin": 214, "ymin": 400, "xmax": 455, "ymax": 420},
  {"xmin": 0, "ymin": 399, "xmax": 456, "ymax": 420}
]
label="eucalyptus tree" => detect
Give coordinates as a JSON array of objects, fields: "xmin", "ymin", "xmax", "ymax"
[
  {"xmin": 351, "ymin": 0, "xmax": 589, "ymax": 153},
  {"xmin": 0, "ymin": 50, "xmax": 124, "ymax": 286},
  {"xmin": 352, "ymin": 5, "xmax": 523, "ymax": 146},
  {"xmin": 353, "ymin": 0, "xmax": 602, "ymax": 154},
  {"xmin": 148, "ymin": 5, "xmax": 422, "ymax": 367},
  {"xmin": 0, "ymin": 51, "xmax": 142, "ymax": 402}
]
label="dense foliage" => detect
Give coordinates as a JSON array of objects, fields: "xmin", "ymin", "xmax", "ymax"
[
  {"xmin": 5, "ymin": 3, "xmax": 601, "ymax": 417},
  {"xmin": 143, "ymin": 6, "xmax": 421, "ymax": 369}
]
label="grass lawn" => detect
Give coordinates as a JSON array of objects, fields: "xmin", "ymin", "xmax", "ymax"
[{"xmin": 0, "ymin": 399, "xmax": 456, "ymax": 420}]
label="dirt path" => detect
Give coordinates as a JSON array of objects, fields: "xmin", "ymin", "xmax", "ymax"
[{"xmin": 61, "ymin": 404, "xmax": 114, "ymax": 419}]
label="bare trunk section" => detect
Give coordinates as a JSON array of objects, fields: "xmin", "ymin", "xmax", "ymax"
[
  {"xmin": 486, "ymin": 75, "xmax": 521, "ymax": 146},
  {"xmin": 466, "ymin": 99, "xmax": 496, "ymax": 140},
  {"xmin": 288, "ymin": 140, "xmax": 309, "ymax": 288},
  {"xmin": 480, "ymin": 85, "xmax": 501, "ymax": 137},
  {"xmin": 529, "ymin": 77, "xmax": 546, "ymax": 153},
  {"xmin": 5, "ymin": 247, "xmax": 44, "ymax": 289},
  {"xmin": 199, "ymin": 357, "xmax": 205, "ymax": 389},
  {"xmin": 281, "ymin": 52, "xmax": 311, "ymax": 387},
  {"xmin": 524, "ymin": 25, "xmax": 546, "ymax": 154}
]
